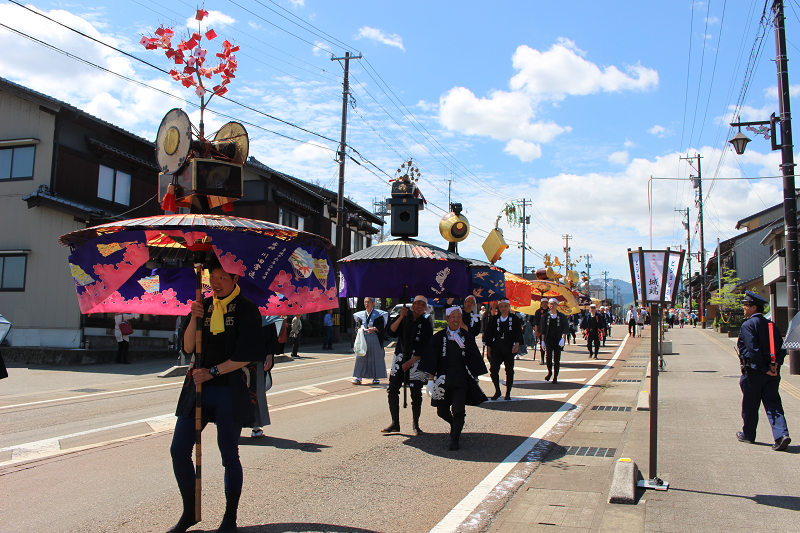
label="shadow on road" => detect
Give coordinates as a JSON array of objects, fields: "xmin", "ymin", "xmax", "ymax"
[
  {"xmin": 671, "ymin": 487, "xmax": 800, "ymax": 511},
  {"xmin": 401, "ymin": 431, "xmax": 545, "ymax": 462},
  {"xmin": 239, "ymin": 436, "xmax": 330, "ymax": 453},
  {"xmin": 193, "ymin": 524, "xmax": 381, "ymax": 533},
  {"xmin": 476, "ymin": 398, "xmax": 574, "ymax": 413}
]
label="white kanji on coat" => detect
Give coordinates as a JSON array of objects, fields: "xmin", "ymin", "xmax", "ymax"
[{"xmin": 431, "ymin": 374, "xmax": 446, "ymax": 400}]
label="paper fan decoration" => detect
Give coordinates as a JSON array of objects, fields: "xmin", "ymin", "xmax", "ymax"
[
  {"xmin": 70, "ymin": 263, "xmax": 95, "ymax": 286},
  {"xmin": 138, "ymin": 275, "xmax": 160, "ymax": 293},
  {"xmin": 313, "ymin": 258, "xmax": 329, "ymax": 286},
  {"xmin": 289, "ymin": 248, "xmax": 313, "ymax": 279}
]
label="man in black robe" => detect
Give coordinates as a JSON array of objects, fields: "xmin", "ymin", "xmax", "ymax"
[
  {"xmin": 532, "ymin": 300, "xmax": 549, "ymax": 364},
  {"xmin": 580, "ymin": 303, "xmax": 606, "ymax": 359},
  {"xmin": 422, "ymin": 306, "xmax": 487, "ymax": 450},
  {"xmin": 484, "ymin": 299, "xmax": 524, "ymax": 400},
  {"xmin": 171, "ymin": 258, "xmax": 263, "ymax": 533},
  {"xmin": 538, "ymin": 298, "xmax": 569, "ymax": 383},
  {"xmin": 384, "ymin": 295, "xmax": 433, "ymax": 435},
  {"xmin": 461, "ymin": 294, "xmax": 482, "ymax": 338}
]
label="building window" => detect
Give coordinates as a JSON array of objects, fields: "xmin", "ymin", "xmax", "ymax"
[
  {"xmin": 278, "ymin": 207, "xmax": 304, "ymax": 230},
  {"xmin": 0, "ymin": 254, "xmax": 27, "ymax": 290},
  {"xmin": 351, "ymin": 230, "xmax": 365, "ymax": 253},
  {"xmin": 97, "ymin": 165, "xmax": 131, "ymax": 206},
  {"xmin": 0, "ymin": 146, "xmax": 35, "ymax": 181}
]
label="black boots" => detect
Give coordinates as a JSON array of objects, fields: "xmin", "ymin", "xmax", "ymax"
[
  {"xmin": 412, "ymin": 403, "xmax": 423, "ymax": 435},
  {"xmin": 216, "ymin": 491, "xmax": 241, "ymax": 533},
  {"xmin": 491, "ymin": 375, "xmax": 501, "ymax": 400},
  {"xmin": 448, "ymin": 418, "xmax": 464, "ymax": 451},
  {"xmin": 167, "ymin": 485, "xmax": 198, "ymax": 533},
  {"xmin": 505, "ymin": 374, "xmax": 513, "ymax": 401}
]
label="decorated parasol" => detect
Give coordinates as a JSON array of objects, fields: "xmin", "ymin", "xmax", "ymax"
[
  {"xmin": 59, "ymin": 214, "xmax": 338, "ymax": 316},
  {"xmin": 338, "ymin": 238, "xmax": 472, "ymax": 299},
  {"xmin": 432, "ymin": 258, "xmax": 507, "ymax": 306},
  {"xmin": 508, "ymin": 275, "xmax": 581, "ymax": 315}
]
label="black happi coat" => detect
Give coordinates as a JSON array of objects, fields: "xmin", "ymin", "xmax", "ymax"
[
  {"xmin": 539, "ymin": 311, "xmax": 569, "ymax": 343},
  {"xmin": 386, "ymin": 313, "xmax": 433, "ymax": 382},
  {"xmin": 580, "ymin": 312, "xmax": 607, "ymax": 337},
  {"xmin": 462, "ymin": 307, "xmax": 483, "ymax": 337},
  {"xmin": 420, "ymin": 328, "xmax": 488, "ymax": 407},
  {"xmin": 176, "ymin": 293, "xmax": 265, "ymax": 426},
  {"xmin": 485, "ymin": 313, "xmax": 524, "ymax": 353}
]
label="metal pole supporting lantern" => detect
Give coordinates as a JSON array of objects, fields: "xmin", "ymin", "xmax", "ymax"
[{"xmin": 628, "ymin": 247, "xmax": 685, "ymax": 491}]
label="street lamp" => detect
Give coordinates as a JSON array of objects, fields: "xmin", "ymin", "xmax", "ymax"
[{"xmin": 727, "ymin": 131, "xmax": 751, "ymax": 155}]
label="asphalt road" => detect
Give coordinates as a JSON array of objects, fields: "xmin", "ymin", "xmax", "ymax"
[{"xmin": 0, "ymin": 337, "xmax": 625, "ymax": 533}]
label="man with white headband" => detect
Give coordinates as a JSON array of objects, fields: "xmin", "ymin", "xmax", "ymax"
[
  {"xmin": 420, "ymin": 306, "xmax": 488, "ymax": 450},
  {"xmin": 383, "ymin": 295, "xmax": 433, "ymax": 435},
  {"xmin": 538, "ymin": 298, "xmax": 569, "ymax": 383},
  {"xmin": 484, "ymin": 299, "xmax": 524, "ymax": 400}
]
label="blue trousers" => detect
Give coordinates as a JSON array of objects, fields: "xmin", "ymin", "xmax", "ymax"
[
  {"xmin": 323, "ymin": 325, "xmax": 333, "ymax": 349},
  {"xmin": 740, "ymin": 371, "xmax": 789, "ymax": 441},
  {"xmin": 170, "ymin": 385, "xmax": 244, "ymax": 492}
]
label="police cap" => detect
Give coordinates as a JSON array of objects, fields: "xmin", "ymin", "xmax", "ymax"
[{"xmin": 740, "ymin": 290, "xmax": 767, "ymax": 307}]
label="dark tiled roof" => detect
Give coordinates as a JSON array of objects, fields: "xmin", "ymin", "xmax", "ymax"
[
  {"xmin": 86, "ymin": 138, "xmax": 159, "ymax": 171},
  {"xmin": 22, "ymin": 185, "xmax": 113, "ymax": 220}
]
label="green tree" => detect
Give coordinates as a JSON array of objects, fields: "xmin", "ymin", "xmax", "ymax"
[{"xmin": 709, "ymin": 268, "xmax": 743, "ymax": 312}]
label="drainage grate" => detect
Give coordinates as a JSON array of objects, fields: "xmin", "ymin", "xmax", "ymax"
[
  {"xmin": 624, "ymin": 365, "xmax": 646, "ymax": 368},
  {"xmin": 612, "ymin": 379, "xmax": 641, "ymax": 382},
  {"xmin": 592, "ymin": 405, "xmax": 632, "ymax": 412},
  {"xmin": 71, "ymin": 388, "xmax": 106, "ymax": 393},
  {"xmin": 559, "ymin": 445, "xmax": 617, "ymax": 457},
  {"xmin": 630, "ymin": 355, "xmax": 649, "ymax": 358}
]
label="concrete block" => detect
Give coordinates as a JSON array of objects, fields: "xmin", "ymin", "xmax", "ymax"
[
  {"xmin": 646, "ymin": 362, "xmax": 651, "ymax": 378},
  {"xmin": 609, "ymin": 458, "xmax": 638, "ymax": 504},
  {"xmin": 637, "ymin": 391, "xmax": 650, "ymax": 411},
  {"xmin": 660, "ymin": 341, "xmax": 672, "ymax": 354}
]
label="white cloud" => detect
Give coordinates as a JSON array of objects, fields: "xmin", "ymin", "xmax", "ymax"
[
  {"xmin": 313, "ymin": 40, "xmax": 332, "ymax": 57},
  {"xmin": 706, "ymin": 16, "xmax": 719, "ymax": 24},
  {"xmin": 608, "ymin": 150, "xmax": 629, "ymax": 165},
  {"xmin": 248, "ymin": 21, "xmax": 261, "ymax": 30},
  {"xmin": 185, "ymin": 10, "xmax": 235, "ymax": 32},
  {"xmin": 289, "ymin": 0, "xmax": 305, "ymax": 7},
  {"xmin": 439, "ymin": 86, "xmax": 570, "ymax": 143},
  {"xmin": 509, "ymin": 41, "xmax": 658, "ymax": 98},
  {"xmin": 504, "ymin": 140, "xmax": 542, "ymax": 162},
  {"xmin": 416, "ymin": 100, "xmax": 437, "ymax": 112},
  {"xmin": 624, "ymin": 138, "xmax": 636, "ymax": 148},
  {"xmin": 438, "ymin": 40, "xmax": 656, "ymax": 160},
  {"xmin": 649, "ymin": 124, "xmax": 672, "ymax": 137},
  {"xmin": 291, "ymin": 142, "xmax": 331, "ymax": 164},
  {"xmin": 355, "ymin": 26, "xmax": 405, "ymax": 51}
]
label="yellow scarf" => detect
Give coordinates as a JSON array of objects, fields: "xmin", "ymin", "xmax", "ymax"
[{"xmin": 210, "ymin": 285, "xmax": 240, "ymax": 335}]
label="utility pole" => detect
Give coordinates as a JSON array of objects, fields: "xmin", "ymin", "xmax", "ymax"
[
  {"xmin": 602, "ymin": 271, "xmax": 609, "ymax": 302},
  {"xmin": 585, "ymin": 254, "xmax": 592, "ymax": 288},
  {"xmin": 682, "ymin": 154, "xmax": 706, "ymax": 328},
  {"xmin": 331, "ymin": 51, "xmax": 362, "ymax": 337},
  {"xmin": 562, "ymin": 234, "xmax": 572, "ymax": 270},
  {"xmin": 372, "ymin": 198, "xmax": 389, "ymax": 243},
  {"xmin": 517, "ymin": 199, "xmax": 532, "ymax": 276},
  {"xmin": 775, "ymin": 0, "xmax": 800, "ymax": 373}
]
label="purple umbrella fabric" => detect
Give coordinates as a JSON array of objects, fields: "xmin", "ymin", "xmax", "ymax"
[{"xmin": 338, "ymin": 238, "xmax": 472, "ymax": 299}]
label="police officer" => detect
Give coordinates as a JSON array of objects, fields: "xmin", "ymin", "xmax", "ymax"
[{"xmin": 736, "ymin": 291, "xmax": 791, "ymax": 451}]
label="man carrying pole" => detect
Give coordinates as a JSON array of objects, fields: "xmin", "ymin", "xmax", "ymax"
[{"xmin": 170, "ymin": 256, "xmax": 264, "ymax": 533}]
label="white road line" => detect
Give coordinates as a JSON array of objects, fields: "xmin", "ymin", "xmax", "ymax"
[
  {"xmin": 486, "ymin": 393, "xmax": 568, "ymax": 402},
  {"xmin": 430, "ymin": 334, "xmax": 629, "ymax": 533},
  {"xmin": 477, "ymin": 376, "xmax": 586, "ymax": 384},
  {"xmin": 0, "ymin": 357, "xmax": 355, "ymax": 410},
  {"xmin": 513, "ymin": 367, "xmax": 596, "ymax": 374},
  {"xmin": 0, "ymin": 385, "xmax": 378, "ymax": 466}
]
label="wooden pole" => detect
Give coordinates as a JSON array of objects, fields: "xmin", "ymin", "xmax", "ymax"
[{"xmin": 194, "ymin": 262, "xmax": 203, "ymax": 522}]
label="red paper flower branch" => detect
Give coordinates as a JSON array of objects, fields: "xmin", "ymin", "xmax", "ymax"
[{"xmin": 139, "ymin": 7, "xmax": 238, "ymax": 101}]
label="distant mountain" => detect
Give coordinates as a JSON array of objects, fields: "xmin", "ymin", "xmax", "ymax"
[{"xmin": 588, "ymin": 278, "xmax": 635, "ymax": 308}]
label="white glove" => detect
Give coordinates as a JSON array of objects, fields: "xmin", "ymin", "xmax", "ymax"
[
  {"xmin": 559, "ymin": 338, "xmax": 565, "ymax": 348},
  {"xmin": 541, "ymin": 341, "xmax": 546, "ymax": 351},
  {"xmin": 426, "ymin": 381, "xmax": 434, "ymax": 397}
]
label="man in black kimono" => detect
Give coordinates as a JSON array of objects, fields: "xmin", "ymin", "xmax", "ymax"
[
  {"xmin": 532, "ymin": 300, "xmax": 549, "ymax": 364},
  {"xmin": 461, "ymin": 294, "xmax": 482, "ymax": 338},
  {"xmin": 422, "ymin": 306, "xmax": 488, "ymax": 450},
  {"xmin": 580, "ymin": 303, "xmax": 606, "ymax": 359},
  {"xmin": 485, "ymin": 299, "xmax": 524, "ymax": 400},
  {"xmin": 384, "ymin": 295, "xmax": 433, "ymax": 435},
  {"xmin": 538, "ymin": 298, "xmax": 569, "ymax": 383},
  {"xmin": 170, "ymin": 258, "xmax": 263, "ymax": 533}
]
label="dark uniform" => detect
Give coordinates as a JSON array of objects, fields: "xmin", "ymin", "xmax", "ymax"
[
  {"xmin": 485, "ymin": 312, "xmax": 524, "ymax": 400},
  {"xmin": 385, "ymin": 312, "xmax": 433, "ymax": 433},
  {"xmin": 421, "ymin": 327, "xmax": 488, "ymax": 450},
  {"xmin": 580, "ymin": 309, "xmax": 606, "ymax": 359},
  {"xmin": 736, "ymin": 291, "xmax": 791, "ymax": 451},
  {"xmin": 533, "ymin": 304, "xmax": 549, "ymax": 363},
  {"xmin": 539, "ymin": 310, "xmax": 569, "ymax": 383},
  {"xmin": 462, "ymin": 306, "xmax": 483, "ymax": 338}
]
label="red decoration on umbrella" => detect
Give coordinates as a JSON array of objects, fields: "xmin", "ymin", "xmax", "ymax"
[{"xmin": 196, "ymin": 8, "xmax": 209, "ymax": 21}]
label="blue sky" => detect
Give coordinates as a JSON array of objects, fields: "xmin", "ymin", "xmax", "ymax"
[{"xmin": 0, "ymin": 0, "xmax": 794, "ymax": 284}]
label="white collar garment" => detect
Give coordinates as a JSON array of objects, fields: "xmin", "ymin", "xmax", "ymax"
[
  {"xmin": 500, "ymin": 315, "xmax": 509, "ymax": 322},
  {"xmin": 448, "ymin": 328, "xmax": 465, "ymax": 347}
]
